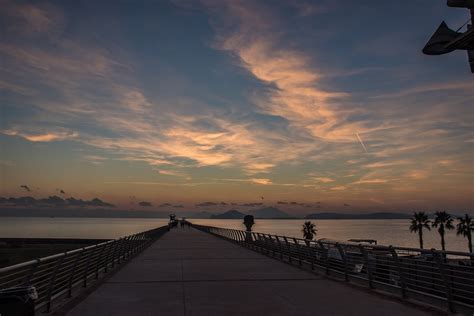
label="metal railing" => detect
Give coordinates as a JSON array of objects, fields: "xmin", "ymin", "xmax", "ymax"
[
  {"xmin": 193, "ymin": 224, "xmax": 474, "ymax": 314},
  {"xmin": 0, "ymin": 226, "xmax": 168, "ymax": 312}
]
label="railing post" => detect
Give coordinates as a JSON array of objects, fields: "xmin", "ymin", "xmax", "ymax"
[
  {"xmin": 252, "ymin": 233, "xmax": 258, "ymax": 251},
  {"xmin": 432, "ymin": 249, "xmax": 455, "ymax": 313},
  {"xmin": 45, "ymin": 254, "xmax": 66, "ymax": 312},
  {"xmin": 336, "ymin": 243, "xmax": 349, "ymax": 281},
  {"xmin": 267, "ymin": 235, "xmax": 275, "ymax": 256},
  {"xmin": 264, "ymin": 234, "xmax": 271, "ymax": 255},
  {"xmin": 103, "ymin": 242, "xmax": 112, "ymax": 273},
  {"xmin": 276, "ymin": 236, "xmax": 284, "ymax": 260},
  {"xmin": 283, "ymin": 237, "xmax": 292, "ymax": 263},
  {"xmin": 293, "ymin": 238, "xmax": 302, "ymax": 266},
  {"xmin": 309, "ymin": 242, "xmax": 316, "ymax": 270},
  {"xmin": 111, "ymin": 239, "xmax": 120, "ymax": 268},
  {"xmin": 359, "ymin": 245, "xmax": 374, "ymax": 289},
  {"xmin": 388, "ymin": 246, "xmax": 407, "ymax": 299},
  {"xmin": 95, "ymin": 245, "xmax": 107, "ymax": 279},
  {"xmin": 67, "ymin": 251, "xmax": 83, "ymax": 297},
  {"xmin": 22, "ymin": 259, "xmax": 40, "ymax": 285},
  {"xmin": 83, "ymin": 248, "xmax": 94, "ymax": 287},
  {"xmin": 318, "ymin": 241, "xmax": 330, "ymax": 275}
]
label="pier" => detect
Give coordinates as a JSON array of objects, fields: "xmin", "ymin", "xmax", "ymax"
[
  {"xmin": 1, "ymin": 225, "xmax": 473, "ymax": 315},
  {"xmin": 66, "ymin": 227, "xmax": 430, "ymax": 315}
]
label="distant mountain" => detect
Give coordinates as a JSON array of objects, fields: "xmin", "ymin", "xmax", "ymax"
[
  {"xmin": 210, "ymin": 210, "xmax": 245, "ymax": 219},
  {"xmin": 248, "ymin": 207, "xmax": 291, "ymax": 219},
  {"xmin": 305, "ymin": 212, "xmax": 412, "ymax": 220}
]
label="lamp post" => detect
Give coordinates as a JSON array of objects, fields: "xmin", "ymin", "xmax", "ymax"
[{"xmin": 422, "ymin": 1, "xmax": 474, "ymax": 72}]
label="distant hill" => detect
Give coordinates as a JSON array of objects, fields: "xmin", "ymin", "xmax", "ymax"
[
  {"xmin": 210, "ymin": 210, "xmax": 245, "ymax": 219},
  {"xmin": 248, "ymin": 207, "xmax": 291, "ymax": 219},
  {"xmin": 305, "ymin": 212, "xmax": 412, "ymax": 220}
]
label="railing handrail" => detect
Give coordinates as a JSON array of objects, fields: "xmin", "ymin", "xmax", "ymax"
[
  {"xmin": 0, "ymin": 225, "xmax": 169, "ymax": 313},
  {"xmin": 191, "ymin": 223, "xmax": 474, "ymax": 315},
  {"xmin": 192, "ymin": 224, "xmax": 473, "ymax": 256}
]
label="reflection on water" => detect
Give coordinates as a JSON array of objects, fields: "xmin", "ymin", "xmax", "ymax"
[
  {"xmin": 0, "ymin": 217, "xmax": 468, "ymax": 252},
  {"xmin": 0, "ymin": 217, "xmax": 169, "ymax": 239}
]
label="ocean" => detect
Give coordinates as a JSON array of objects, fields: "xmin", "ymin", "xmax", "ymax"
[{"xmin": 0, "ymin": 217, "xmax": 469, "ymax": 252}]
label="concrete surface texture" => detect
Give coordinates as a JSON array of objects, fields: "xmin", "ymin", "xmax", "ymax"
[{"xmin": 66, "ymin": 227, "xmax": 431, "ymax": 316}]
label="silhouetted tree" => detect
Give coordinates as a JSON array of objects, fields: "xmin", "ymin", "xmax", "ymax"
[
  {"xmin": 302, "ymin": 221, "xmax": 317, "ymax": 245},
  {"xmin": 432, "ymin": 211, "xmax": 454, "ymax": 251},
  {"xmin": 409, "ymin": 212, "xmax": 431, "ymax": 249},
  {"xmin": 456, "ymin": 214, "xmax": 473, "ymax": 253},
  {"xmin": 243, "ymin": 215, "xmax": 254, "ymax": 232}
]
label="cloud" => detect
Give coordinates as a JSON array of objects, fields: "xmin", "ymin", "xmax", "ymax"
[
  {"xmin": 277, "ymin": 201, "xmax": 288, "ymax": 205},
  {"xmin": 3, "ymin": 129, "xmax": 78, "ymax": 142},
  {"xmin": 66, "ymin": 197, "xmax": 114, "ymax": 207},
  {"xmin": 205, "ymin": 1, "xmax": 368, "ymax": 144},
  {"xmin": 371, "ymin": 81, "xmax": 474, "ymax": 100},
  {"xmin": 240, "ymin": 202, "xmax": 263, "ymax": 207},
  {"xmin": 173, "ymin": 204, "xmax": 184, "ymax": 208},
  {"xmin": 250, "ymin": 178, "xmax": 272, "ymax": 185},
  {"xmin": 20, "ymin": 185, "xmax": 31, "ymax": 192},
  {"xmin": 1, "ymin": 195, "xmax": 114, "ymax": 208},
  {"xmin": 138, "ymin": 201, "xmax": 152, "ymax": 207},
  {"xmin": 159, "ymin": 203, "xmax": 172, "ymax": 207},
  {"xmin": 312, "ymin": 177, "xmax": 334, "ymax": 183},
  {"xmin": 195, "ymin": 201, "xmax": 219, "ymax": 207},
  {"xmin": 157, "ymin": 169, "xmax": 190, "ymax": 179},
  {"xmin": 285, "ymin": 201, "xmax": 312, "ymax": 207}
]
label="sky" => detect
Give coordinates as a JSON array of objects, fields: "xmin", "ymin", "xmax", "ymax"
[{"xmin": 1, "ymin": 0, "xmax": 473, "ymax": 215}]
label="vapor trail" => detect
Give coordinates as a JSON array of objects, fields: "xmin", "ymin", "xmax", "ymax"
[{"xmin": 356, "ymin": 132, "xmax": 368, "ymax": 153}]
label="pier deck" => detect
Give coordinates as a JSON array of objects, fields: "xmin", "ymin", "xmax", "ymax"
[{"xmin": 67, "ymin": 227, "xmax": 430, "ymax": 315}]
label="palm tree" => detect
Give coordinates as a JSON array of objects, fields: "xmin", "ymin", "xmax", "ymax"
[
  {"xmin": 456, "ymin": 214, "xmax": 473, "ymax": 253},
  {"xmin": 432, "ymin": 211, "xmax": 454, "ymax": 251},
  {"xmin": 409, "ymin": 212, "xmax": 431, "ymax": 249},
  {"xmin": 302, "ymin": 221, "xmax": 317, "ymax": 245}
]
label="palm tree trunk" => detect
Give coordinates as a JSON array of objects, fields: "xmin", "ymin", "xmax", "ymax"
[
  {"xmin": 441, "ymin": 233, "xmax": 445, "ymax": 251},
  {"xmin": 418, "ymin": 229, "xmax": 423, "ymax": 249},
  {"xmin": 468, "ymin": 233, "xmax": 472, "ymax": 253}
]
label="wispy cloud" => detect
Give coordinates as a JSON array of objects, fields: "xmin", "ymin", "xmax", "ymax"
[
  {"xmin": 3, "ymin": 129, "xmax": 78, "ymax": 142},
  {"xmin": 250, "ymin": 178, "xmax": 272, "ymax": 185}
]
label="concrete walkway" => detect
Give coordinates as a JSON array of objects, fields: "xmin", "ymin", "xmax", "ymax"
[{"xmin": 67, "ymin": 227, "xmax": 430, "ymax": 316}]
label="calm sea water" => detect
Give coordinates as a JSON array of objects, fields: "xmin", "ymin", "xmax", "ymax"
[{"xmin": 0, "ymin": 217, "xmax": 469, "ymax": 252}]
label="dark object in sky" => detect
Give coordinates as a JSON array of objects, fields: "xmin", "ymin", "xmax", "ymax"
[
  {"xmin": 422, "ymin": 3, "xmax": 474, "ymax": 73},
  {"xmin": 138, "ymin": 201, "xmax": 152, "ymax": 207},
  {"xmin": 447, "ymin": 0, "xmax": 474, "ymax": 8},
  {"xmin": 20, "ymin": 185, "xmax": 31, "ymax": 192},
  {"xmin": 422, "ymin": 21, "xmax": 461, "ymax": 55}
]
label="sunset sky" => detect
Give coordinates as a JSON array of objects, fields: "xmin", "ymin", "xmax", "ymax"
[{"xmin": 1, "ymin": 0, "xmax": 473, "ymax": 214}]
